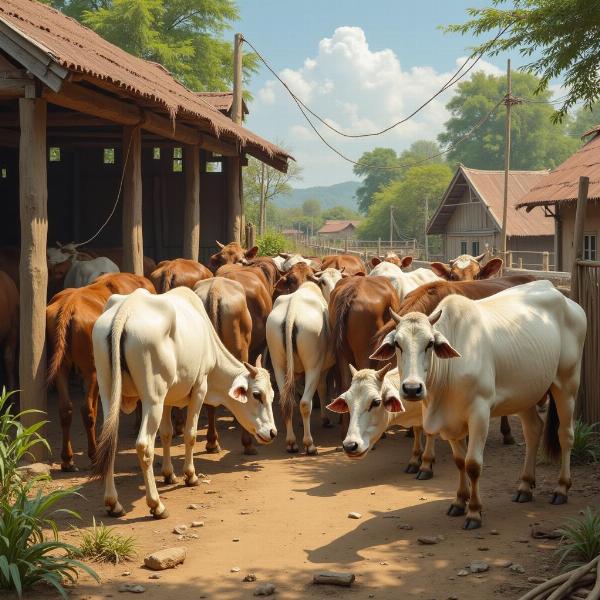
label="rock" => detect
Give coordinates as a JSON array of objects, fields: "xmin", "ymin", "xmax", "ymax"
[
  {"xmin": 530, "ymin": 526, "xmax": 561, "ymax": 540},
  {"xmin": 370, "ymin": 491, "xmax": 376, "ymax": 495},
  {"xmin": 477, "ymin": 546, "xmax": 489, "ymax": 551},
  {"xmin": 417, "ymin": 536, "xmax": 441, "ymax": 545},
  {"xmin": 457, "ymin": 570, "xmax": 469, "ymax": 577},
  {"xmin": 187, "ymin": 504, "xmax": 199, "ymax": 510},
  {"xmin": 148, "ymin": 575, "xmax": 160, "ymax": 580},
  {"xmin": 244, "ymin": 475, "xmax": 251, "ymax": 479},
  {"xmin": 490, "ymin": 529, "xmax": 499, "ymax": 535},
  {"xmin": 469, "ymin": 561, "xmax": 489, "ymax": 574},
  {"xmin": 348, "ymin": 512, "xmax": 362, "ymax": 519},
  {"xmin": 121, "ymin": 571, "xmax": 131, "ymax": 576},
  {"xmin": 448, "ymin": 596, "xmax": 459, "ymax": 600},
  {"xmin": 118, "ymin": 584, "xmax": 145, "ymax": 594},
  {"xmin": 240, "ymin": 510, "xmax": 251, "ymax": 515},
  {"xmin": 172, "ymin": 525, "xmax": 187, "ymax": 535},
  {"xmin": 528, "ymin": 576, "xmax": 547, "ymax": 584},
  {"xmin": 144, "ymin": 547, "xmax": 186, "ymax": 571},
  {"xmin": 243, "ymin": 574, "xmax": 257, "ymax": 582},
  {"xmin": 313, "ymin": 572, "xmax": 355, "ymax": 587},
  {"xmin": 17, "ymin": 462, "xmax": 51, "ymax": 477},
  {"xmin": 517, "ymin": 537, "xmax": 529, "ymax": 544},
  {"xmin": 191, "ymin": 521, "xmax": 204, "ymax": 528},
  {"xmin": 232, "ymin": 537, "xmax": 240, "ymax": 542},
  {"xmin": 253, "ymin": 583, "xmax": 276, "ymax": 596},
  {"xmin": 380, "ymin": 562, "xmax": 389, "ymax": 566},
  {"xmin": 231, "ymin": 567, "xmax": 240, "ymax": 573},
  {"xmin": 498, "ymin": 560, "xmax": 512, "ymax": 568},
  {"xmin": 510, "ymin": 564, "xmax": 525, "ymax": 574},
  {"xmin": 397, "ymin": 523, "xmax": 413, "ymax": 530}
]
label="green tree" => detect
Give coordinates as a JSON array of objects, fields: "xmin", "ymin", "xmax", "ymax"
[
  {"xmin": 570, "ymin": 102, "xmax": 600, "ymax": 139},
  {"xmin": 398, "ymin": 140, "xmax": 444, "ymax": 166},
  {"xmin": 353, "ymin": 148, "xmax": 400, "ymax": 214},
  {"xmin": 302, "ymin": 198, "xmax": 321, "ymax": 217},
  {"xmin": 438, "ymin": 71, "xmax": 578, "ymax": 170},
  {"xmin": 358, "ymin": 163, "xmax": 453, "ymax": 244},
  {"xmin": 446, "ymin": 0, "xmax": 600, "ymax": 121},
  {"xmin": 41, "ymin": 0, "xmax": 257, "ymax": 92},
  {"xmin": 322, "ymin": 205, "xmax": 360, "ymax": 220}
]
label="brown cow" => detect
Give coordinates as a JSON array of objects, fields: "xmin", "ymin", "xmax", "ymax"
[
  {"xmin": 0, "ymin": 271, "xmax": 19, "ymax": 391},
  {"xmin": 246, "ymin": 257, "xmax": 281, "ymax": 294},
  {"xmin": 273, "ymin": 262, "xmax": 316, "ymax": 298},
  {"xmin": 373, "ymin": 274, "xmax": 536, "ymax": 446},
  {"xmin": 209, "ymin": 240, "xmax": 258, "ymax": 272},
  {"xmin": 430, "ymin": 253, "xmax": 503, "ymax": 281},
  {"xmin": 150, "ymin": 258, "xmax": 213, "ymax": 293},
  {"xmin": 194, "ymin": 277, "xmax": 254, "ymax": 454},
  {"xmin": 46, "ymin": 273, "xmax": 156, "ymax": 471},
  {"xmin": 321, "ymin": 254, "xmax": 366, "ymax": 276},
  {"xmin": 370, "ymin": 253, "xmax": 413, "ymax": 269}
]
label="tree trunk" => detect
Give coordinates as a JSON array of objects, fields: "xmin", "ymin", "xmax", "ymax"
[{"xmin": 122, "ymin": 125, "xmax": 143, "ymax": 275}]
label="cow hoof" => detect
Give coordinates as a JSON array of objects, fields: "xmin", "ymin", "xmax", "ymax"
[
  {"xmin": 286, "ymin": 444, "xmax": 299, "ymax": 454},
  {"xmin": 106, "ymin": 506, "xmax": 125, "ymax": 518},
  {"xmin": 447, "ymin": 504, "xmax": 465, "ymax": 517},
  {"xmin": 205, "ymin": 444, "xmax": 222, "ymax": 454},
  {"xmin": 152, "ymin": 507, "xmax": 169, "ymax": 520},
  {"xmin": 243, "ymin": 446, "xmax": 258, "ymax": 456},
  {"xmin": 185, "ymin": 475, "xmax": 199, "ymax": 487},
  {"xmin": 512, "ymin": 490, "xmax": 533, "ymax": 503},
  {"xmin": 463, "ymin": 517, "xmax": 482, "ymax": 530},
  {"xmin": 405, "ymin": 463, "xmax": 420, "ymax": 474},
  {"xmin": 163, "ymin": 473, "xmax": 178, "ymax": 485},
  {"xmin": 306, "ymin": 446, "xmax": 318, "ymax": 456},
  {"xmin": 416, "ymin": 470, "xmax": 433, "ymax": 480},
  {"xmin": 61, "ymin": 463, "xmax": 78, "ymax": 473},
  {"xmin": 550, "ymin": 492, "xmax": 568, "ymax": 505},
  {"xmin": 503, "ymin": 435, "xmax": 516, "ymax": 446}
]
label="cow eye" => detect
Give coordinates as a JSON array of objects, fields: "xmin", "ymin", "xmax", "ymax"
[
  {"xmin": 426, "ymin": 340, "xmax": 434, "ymax": 350},
  {"xmin": 394, "ymin": 341, "xmax": 402, "ymax": 352},
  {"xmin": 368, "ymin": 398, "xmax": 381, "ymax": 411},
  {"xmin": 252, "ymin": 391, "xmax": 262, "ymax": 402}
]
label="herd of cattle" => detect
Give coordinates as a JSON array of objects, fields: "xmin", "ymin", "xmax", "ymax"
[{"xmin": 0, "ymin": 242, "xmax": 587, "ymax": 530}]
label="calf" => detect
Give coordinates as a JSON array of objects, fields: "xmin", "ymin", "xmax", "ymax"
[
  {"xmin": 369, "ymin": 259, "xmax": 440, "ymax": 303},
  {"xmin": 91, "ymin": 287, "xmax": 277, "ymax": 519},
  {"xmin": 209, "ymin": 240, "xmax": 258, "ymax": 272},
  {"xmin": 0, "ymin": 271, "xmax": 18, "ymax": 391},
  {"xmin": 371, "ymin": 280, "xmax": 586, "ymax": 529},
  {"xmin": 321, "ymin": 254, "xmax": 366, "ymax": 276},
  {"xmin": 46, "ymin": 273, "xmax": 155, "ymax": 471},
  {"xmin": 267, "ymin": 282, "xmax": 335, "ymax": 454},
  {"xmin": 430, "ymin": 253, "xmax": 503, "ymax": 281},
  {"xmin": 328, "ymin": 366, "xmax": 436, "ymax": 479},
  {"xmin": 150, "ymin": 258, "xmax": 212, "ymax": 293},
  {"xmin": 194, "ymin": 277, "xmax": 255, "ymax": 455}
]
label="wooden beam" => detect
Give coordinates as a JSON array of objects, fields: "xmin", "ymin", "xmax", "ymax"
[
  {"xmin": 226, "ymin": 156, "xmax": 242, "ymax": 244},
  {"xmin": 182, "ymin": 144, "xmax": 200, "ymax": 260},
  {"xmin": 0, "ymin": 112, "xmax": 114, "ymax": 128},
  {"xmin": 571, "ymin": 176, "xmax": 589, "ymax": 303},
  {"xmin": 18, "ymin": 97, "xmax": 48, "ymax": 458},
  {"xmin": 122, "ymin": 125, "xmax": 144, "ymax": 275}
]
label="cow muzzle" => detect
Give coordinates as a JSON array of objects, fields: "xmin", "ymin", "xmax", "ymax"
[
  {"xmin": 401, "ymin": 381, "xmax": 424, "ymax": 400},
  {"xmin": 342, "ymin": 439, "xmax": 368, "ymax": 458}
]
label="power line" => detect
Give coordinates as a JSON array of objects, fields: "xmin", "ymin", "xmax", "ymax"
[{"xmin": 242, "ymin": 25, "xmax": 509, "ymax": 139}]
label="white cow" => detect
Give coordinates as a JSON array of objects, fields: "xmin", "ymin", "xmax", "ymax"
[
  {"xmin": 371, "ymin": 280, "xmax": 586, "ymax": 530},
  {"xmin": 266, "ymin": 281, "xmax": 335, "ymax": 454},
  {"xmin": 92, "ymin": 287, "xmax": 277, "ymax": 519},
  {"xmin": 310, "ymin": 267, "xmax": 346, "ymax": 302},
  {"xmin": 64, "ymin": 256, "xmax": 120, "ymax": 288},
  {"xmin": 328, "ymin": 365, "xmax": 437, "ymax": 479},
  {"xmin": 369, "ymin": 260, "xmax": 440, "ymax": 303},
  {"xmin": 272, "ymin": 255, "xmax": 286, "ymax": 271},
  {"xmin": 278, "ymin": 252, "xmax": 315, "ymax": 272}
]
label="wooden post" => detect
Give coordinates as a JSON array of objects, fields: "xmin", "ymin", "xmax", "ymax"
[
  {"xmin": 122, "ymin": 125, "xmax": 143, "ymax": 275},
  {"xmin": 518, "ymin": 257, "xmax": 523, "ymax": 269},
  {"xmin": 571, "ymin": 176, "xmax": 589, "ymax": 302},
  {"xmin": 19, "ymin": 97, "xmax": 48, "ymax": 457},
  {"xmin": 542, "ymin": 251, "xmax": 549, "ymax": 272},
  {"xmin": 231, "ymin": 34, "xmax": 243, "ymax": 126},
  {"xmin": 183, "ymin": 144, "xmax": 200, "ymax": 260},
  {"xmin": 344, "ymin": 234, "xmax": 349, "ymax": 253},
  {"xmin": 377, "ymin": 237, "xmax": 381, "ymax": 258},
  {"xmin": 500, "ymin": 59, "xmax": 513, "ymax": 266},
  {"xmin": 507, "ymin": 250, "xmax": 513, "ymax": 268},
  {"xmin": 245, "ymin": 222, "xmax": 256, "ymax": 249},
  {"xmin": 227, "ymin": 156, "xmax": 242, "ymax": 244}
]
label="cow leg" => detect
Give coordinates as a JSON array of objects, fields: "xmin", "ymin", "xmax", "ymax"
[
  {"xmin": 405, "ymin": 426, "xmax": 423, "ymax": 474},
  {"xmin": 463, "ymin": 410, "xmax": 490, "ymax": 530},
  {"xmin": 299, "ymin": 370, "xmax": 320, "ymax": 455},
  {"xmin": 172, "ymin": 407, "xmax": 186, "ymax": 437},
  {"xmin": 273, "ymin": 363, "xmax": 298, "ymax": 453},
  {"xmin": 159, "ymin": 406, "xmax": 177, "ymax": 485},
  {"xmin": 417, "ymin": 434, "xmax": 436, "ymax": 480},
  {"xmin": 136, "ymin": 400, "xmax": 168, "ymax": 519},
  {"xmin": 205, "ymin": 405, "xmax": 221, "ymax": 453},
  {"xmin": 182, "ymin": 378, "xmax": 207, "ymax": 487},
  {"xmin": 447, "ymin": 438, "xmax": 469, "ymax": 518},
  {"xmin": 240, "ymin": 425, "xmax": 257, "ymax": 455},
  {"xmin": 317, "ymin": 372, "xmax": 332, "ymax": 428},
  {"xmin": 56, "ymin": 367, "xmax": 76, "ymax": 472},
  {"xmin": 500, "ymin": 416, "xmax": 515, "ymax": 445},
  {"xmin": 512, "ymin": 405, "xmax": 543, "ymax": 503},
  {"xmin": 81, "ymin": 373, "xmax": 99, "ymax": 464},
  {"xmin": 550, "ymin": 384, "xmax": 575, "ymax": 505}
]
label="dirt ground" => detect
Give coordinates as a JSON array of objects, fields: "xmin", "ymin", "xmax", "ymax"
[{"xmin": 37, "ymin": 395, "xmax": 600, "ymax": 600}]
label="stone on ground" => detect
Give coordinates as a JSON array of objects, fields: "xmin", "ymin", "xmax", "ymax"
[{"xmin": 143, "ymin": 547, "xmax": 186, "ymax": 571}]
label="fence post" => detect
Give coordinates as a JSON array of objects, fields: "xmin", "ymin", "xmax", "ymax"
[
  {"xmin": 344, "ymin": 234, "xmax": 348, "ymax": 253},
  {"xmin": 507, "ymin": 251, "xmax": 513, "ymax": 268},
  {"xmin": 245, "ymin": 222, "xmax": 256, "ymax": 249},
  {"xmin": 377, "ymin": 238, "xmax": 381, "ymax": 257},
  {"xmin": 542, "ymin": 251, "xmax": 549, "ymax": 272},
  {"xmin": 518, "ymin": 257, "xmax": 523, "ymax": 269},
  {"xmin": 571, "ymin": 176, "xmax": 589, "ymax": 303}
]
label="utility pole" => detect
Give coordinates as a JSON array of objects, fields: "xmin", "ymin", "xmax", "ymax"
[
  {"xmin": 424, "ymin": 195, "xmax": 429, "ymax": 261},
  {"xmin": 228, "ymin": 33, "xmax": 243, "ymax": 243},
  {"xmin": 259, "ymin": 161, "xmax": 266, "ymax": 235},
  {"xmin": 232, "ymin": 33, "xmax": 243, "ymax": 125},
  {"xmin": 389, "ymin": 205, "xmax": 393, "ymax": 247}
]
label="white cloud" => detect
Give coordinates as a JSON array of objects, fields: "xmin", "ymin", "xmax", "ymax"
[{"xmin": 249, "ymin": 27, "xmax": 506, "ymax": 186}]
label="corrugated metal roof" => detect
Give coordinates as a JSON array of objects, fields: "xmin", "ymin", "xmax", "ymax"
[
  {"xmin": 517, "ymin": 131, "xmax": 600, "ymax": 208},
  {"xmin": 428, "ymin": 166, "xmax": 553, "ymax": 237},
  {"xmin": 195, "ymin": 92, "xmax": 249, "ymax": 115},
  {"xmin": 318, "ymin": 220, "xmax": 360, "ymax": 234},
  {"xmin": 0, "ymin": 0, "xmax": 290, "ymax": 165}
]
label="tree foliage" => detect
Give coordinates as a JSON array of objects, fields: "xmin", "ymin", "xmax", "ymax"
[
  {"xmin": 41, "ymin": 0, "xmax": 257, "ymax": 92},
  {"xmin": 438, "ymin": 71, "xmax": 578, "ymax": 170},
  {"xmin": 446, "ymin": 0, "xmax": 600, "ymax": 121},
  {"xmin": 570, "ymin": 102, "xmax": 600, "ymax": 139}
]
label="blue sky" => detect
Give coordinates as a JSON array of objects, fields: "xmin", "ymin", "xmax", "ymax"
[{"xmin": 232, "ymin": 1, "xmax": 528, "ymax": 187}]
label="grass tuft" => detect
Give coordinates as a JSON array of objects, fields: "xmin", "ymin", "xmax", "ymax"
[
  {"xmin": 571, "ymin": 420, "xmax": 600, "ymax": 465},
  {"xmin": 72, "ymin": 518, "xmax": 137, "ymax": 564},
  {"xmin": 556, "ymin": 507, "xmax": 600, "ymax": 571}
]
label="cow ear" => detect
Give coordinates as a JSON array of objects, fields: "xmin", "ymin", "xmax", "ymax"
[
  {"xmin": 355, "ymin": 271, "xmax": 366, "ymax": 277},
  {"xmin": 327, "ymin": 397, "xmax": 349, "ymax": 414},
  {"xmin": 245, "ymin": 246, "xmax": 259, "ymax": 259},
  {"xmin": 401, "ymin": 256, "xmax": 413, "ymax": 269},
  {"xmin": 384, "ymin": 393, "xmax": 405, "ymax": 413},
  {"xmin": 278, "ymin": 252, "xmax": 292, "ymax": 259},
  {"xmin": 430, "ymin": 262, "xmax": 452, "ymax": 279},
  {"xmin": 478, "ymin": 257, "xmax": 502, "ymax": 279},
  {"xmin": 370, "ymin": 332, "xmax": 396, "ymax": 361},
  {"xmin": 371, "ymin": 257, "xmax": 382, "ymax": 267},
  {"xmin": 228, "ymin": 374, "xmax": 249, "ymax": 403},
  {"xmin": 433, "ymin": 331, "xmax": 460, "ymax": 359}
]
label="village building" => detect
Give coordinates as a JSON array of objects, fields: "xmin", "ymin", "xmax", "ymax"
[
  {"xmin": 427, "ymin": 165, "xmax": 554, "ymax": 269},
  {"xmin": 317, "ymin": 219, "xmax": 360, "ymax": 240},
  {"xmin": 517, "ymin": 127, "xmax": 600, "ymax": 271}
]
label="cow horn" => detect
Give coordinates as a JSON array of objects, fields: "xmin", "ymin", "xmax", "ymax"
[
  {"xmin": 349, "ymin": 364, "xmax": 358, "ymax": 377},
  {"xmin": 375, "ymin": 363, "xmax": 393, "ymax": 381},
  {"xmin": 308, "ymin": 274, "xmax": 320, "ymax": 284},
  {"xmin": 474, "ymin": 252, "xmax": 487, "ymax": 263},
  {"xmin": 389, "ymin": 309, "xmax": 402, "ymax": 324},
  {"xmin": 339, "ymin": 266, "xmax": 345, "ymax": 274},
  {"xmin": 215, "ymin": 240, "xmax": 225, "ymax": 249},
  {"xmin": 243, "ymin": 361, "xmax": 259, "ymax": 379},
  {"xmin": 429, "ymin": 309, "xmax": 442, "ymax": 325}
]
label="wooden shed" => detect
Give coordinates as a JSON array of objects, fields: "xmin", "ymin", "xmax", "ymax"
[
  {"xmin": 0, "ymin": 0, "xmax": 292, "ymax": 427},
  {"xmin": 427, "ymin": 165, "xmax": 554, "ymax": 269}
]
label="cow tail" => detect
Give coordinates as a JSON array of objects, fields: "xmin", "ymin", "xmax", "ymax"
[
  {"xmin": 207, "ymin": 283, "xmax": 221, "ymax": 336},
  {"xmin": 331, "ymin": 284, "xmax": 358, "ymax": 357},
  {"xmin": 91, "ymin": 300, "xmax": 130, "ymax": 481},
  {"xmin": 543, "ymin": 389, "xmax": 561, "ymax": 462},
  {"xmin": 47, "ymin": 298, "xmax": 75, "ymax": 385},
  {"xmin": 280, "ymin": 299, "xmax": 297, "ymax": 423}
]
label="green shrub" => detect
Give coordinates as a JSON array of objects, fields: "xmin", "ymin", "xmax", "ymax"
[
  {"xmin": 571, "ymin": 420, "xmax": 600, "ymax": 465},
  {"xmin": 257, "ymin": 231, "xmax": 288, "ymax": 257},
  {"xmin": 72, "ymin": 518, "xmax": 137, "ymax": 564},
  {"xmin": 556, "ymin": 507, "xmax": 600, "ymax": 571}
]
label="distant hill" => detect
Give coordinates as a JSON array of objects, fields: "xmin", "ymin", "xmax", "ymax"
[{"xmin": 273, "ymin": 181, "xmax": 360, "ymax": 211}]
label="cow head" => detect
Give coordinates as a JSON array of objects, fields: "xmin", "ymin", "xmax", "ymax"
[
  {"xmin": 431, "ymin": 254, "xmax": 502, "ymax": 281},
  {"xmin": 371, "ymin": 254, "xmax": 413, "ymax": 269},
  {"xmin": 327, "ymin": 364, "xmax": 398, "ymax": 458},
  {"xmin": 309, "ymin": 267, "xmax": 347, "ymax": 302},
  {"xmin": 273, "ymin": 262, "xmax": 315, "ymax": 298},
  {"xmin": 209, "ymin": 241, "xmax": 258, "ymax": 272},
  {"xmin": 227, "ymin": 355, "xmax": 277, "ymax": 444},
  {"xmin": 370, "ymin": 309, "xmax": 460, "ymax": 401}
]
